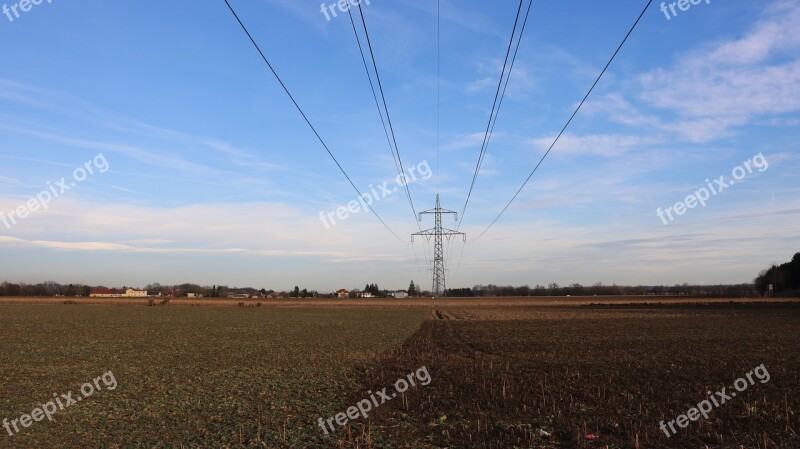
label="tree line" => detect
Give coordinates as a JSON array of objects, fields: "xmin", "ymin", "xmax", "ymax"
[
  {"xmin": 755, "ymin": 252, "xmax": 800, "ymax": 297},
  {"xmin": 0, "ymin": 282, "xmax": 91, "ymax": 297},
  {"xmin": 1, "ymin": 253, "xmax": 797, "ymax": 298},
  {"xmin": 445, "ymin": 283, "xmax": 759, "ymax": 298}
]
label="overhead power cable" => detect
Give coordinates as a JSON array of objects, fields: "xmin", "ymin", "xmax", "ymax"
[
  {"xmin": 470, "ymin": 0, "xmax": 654, "ymax": 243},
  {"xmin": 448, "ymin": 0, "xmax": 532, "ymax": 277},
  {"xmin": 436, "ymin": 0, "xmax": 441, "ymax": 195},
  {"xmin": 223, "ymin": 0, "xmax": 407, "ymax": 243},
  {"xmin": 351, "ymin": 2, "xmax": 434, "ymax": 284},
  {"xmin": 354, "ymin": 2, "xmax": 421, "ymax": 223},
  {"xmin": 346, "ymin": 6, "xmax": 426, "ymax": 275},
  {"xmin": 346, "ymin": 7, "xmax": 403, "ymax": 188},
  {"xmin": 459, "ymin": 0, "xmax": 533, "ymax": 227}
]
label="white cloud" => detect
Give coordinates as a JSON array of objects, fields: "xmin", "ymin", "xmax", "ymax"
[
  {"xmin": 0, "ymin": 197, "xmax": 417, "ymax": 263},
  {"xmin": 639, "ymin": 61, "xmax": 800, "ymax": 121},
  {"xmin": 466, "ymin": 77, "xmax": 495, "ymax": 93},
  {"xmin": 0, "ymin": 79, "xmax": 283, "ymax": 176},
  {"xmin": 442, "ymin": 132, "xmax": 489, "ymax": 151},
  {"xmin": 0, "ymin": 175, "xmax": 19, "ymax": 185},
  {"xmin": 634, "ymin": 2, "xmax": 800, "ymax": 140},
  {"xmin": 529, "ymin": 133, "xmax": 657, "ymax": 158},
  {"xmin": 706, "ymin": 1, "xmax": 800, "ymax": 66},
  {"xmin": 579, "ymin": 2, "xmax": 800, "ymax": 143}
]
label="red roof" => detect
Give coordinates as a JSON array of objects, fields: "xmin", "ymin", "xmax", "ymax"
[{"xmin": 336, "ymin": 289, "xmax": 349, "ymax": 294}]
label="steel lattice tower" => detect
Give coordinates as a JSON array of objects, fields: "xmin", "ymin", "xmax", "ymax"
[{"xmin": 412, "ymin": 195, "xmax": 465, "ymax": 296}]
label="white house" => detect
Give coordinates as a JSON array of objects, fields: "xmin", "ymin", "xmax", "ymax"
[
  {"xmin": 126, "ymin": 289, "xmax": 148, "ymax": 297},
  {"xmin": 390, "ymin": 291, "xmax": 408, "ymax": 299},
  {"xmin": 336, "ymin": 289, "xmax": 350, "ymax": 299}
]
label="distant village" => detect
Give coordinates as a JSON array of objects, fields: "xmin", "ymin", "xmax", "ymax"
[
  {"xmin": 0, "ymin": 281, "xmax": 423, "ymax": 299},
  {"xmin": 77, "ymin": 282, "xmax": 419, "ymax": 300}
]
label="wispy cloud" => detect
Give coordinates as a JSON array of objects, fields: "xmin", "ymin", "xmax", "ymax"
[
  {"xmin": 0, "ymin": 79, "xmax": 283, "ymax": 175},
  {"xmin": 0, "ymin": 235, "xmax": 404, "ymax": 262},
  {"xmin": 0, "ymin": 175, "xmax": 19, "ymax": 185},
  {"xmin": 443, "ymin": 132, "xmax": 495, "ymax": 151},
  {"xmin": 529, "ymin": 133, "xmax": 658, "ymax": 158}
]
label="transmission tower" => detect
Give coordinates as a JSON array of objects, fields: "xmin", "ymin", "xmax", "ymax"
[{"xmin": 411, "ymin": 195, "xmax": 466, "ymax": 297}]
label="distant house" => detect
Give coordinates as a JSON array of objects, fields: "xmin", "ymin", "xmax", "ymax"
[
  {"xmin": 336, "ymin": 289, "xmax": 350, "ymax": 299},
  {"xmin": 90, "ymin": 288, "xmax": 124, "ymax": 298},
  {"xmin": 390, "ymin": 291, "xmax": 408, "ymax": 299},
  {"xmin": 228, "ymin": 293, "xmax": 249, "ymax": 299},
  {"xmin": 267, "ymin": 292, "xmax": 283, "ymax": 299},
  {"xmin": 126, "ymin": 289, "xmax": 148, "ymax": 297},
  {"xmin": 359, "ymin": 292, "xmax": 374, "ymax": 298}
]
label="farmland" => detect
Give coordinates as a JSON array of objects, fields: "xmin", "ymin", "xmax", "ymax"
[
  {"xmin": 350, "ymin": 302, "xmax": 800, "ymax": 448},
  {"xmin": 0, "ymin": 299, "xmax": 798, "ymax": 448},
  {"xmin": 0, "ymin": 306, "xmax": 427, "ymax": 448}
]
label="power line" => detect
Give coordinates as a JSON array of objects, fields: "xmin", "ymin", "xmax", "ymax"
[
  {"xmin": 350, "ymin": 3, "xmax": 435, "ymax": 283},
  {"xmin": 448, "ymin": 0, "xmax": 532, "ymax": 281},
  {"xmin": 451, "ymin": 236, "xmax": 467, "ymax": 283},
  {"xmin": 351, "ymin": 2, "xmax": 434, "ymax": 283},
  {"xmin": 222, "ymin": 0, "xmax": 407, "ymax": 243},
  {"xmin": 346, "ymin": 5, "xmax": 427, "ymax": 274},
  {"xmin": 439, "ymin": 0, "xmax": 456, "ymax": 275},
  {"xmin": 346, "ymin": 7, "xmax": 402, "ymax": 181},
  {"xmin": 459, "ymin": 0, "xmax": 532, "ymax": 227},
  {"xmin": 470, "ymin": 0, "xmax": 654, "ymax": 243},
  {"xmin": 410, "ymin": 236, "xmax": 424, "ymax": 278},
  {"xmin": 437, "ymin": 0, "xmax": 441, "ymax": 195},
  {"xmin": 479, "ymin": 0, "xmax": 534, "ymax": 192},
  {"xmin": 447, "ymin": 0, "xmax": 530, "ymax": 272},
  {"xmin": 355, "ymin": 2, "xmax": 421, "ymax": 222}
]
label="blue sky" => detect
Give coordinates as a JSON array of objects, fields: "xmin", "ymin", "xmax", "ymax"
[{"xmin": 0, "ymin": 0, "xmax": 798, "ymax": 291}]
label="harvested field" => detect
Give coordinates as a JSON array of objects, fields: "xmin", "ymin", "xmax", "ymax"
[
  {"xmin": 0, "ymin": 301, "xmax": 798, "ymax": 448},
  {"xmin": 0, "ymin": 306, "xmax": 428, "ymax": 448},
  {"xmin": 339, "ymin": 303, "xmax": 800, "ymax": 448}
]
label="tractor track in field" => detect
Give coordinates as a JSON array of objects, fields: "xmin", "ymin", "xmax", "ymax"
[{"xmin": 431, "ymin": 309, "xmax": 461, "ymax": 320}]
